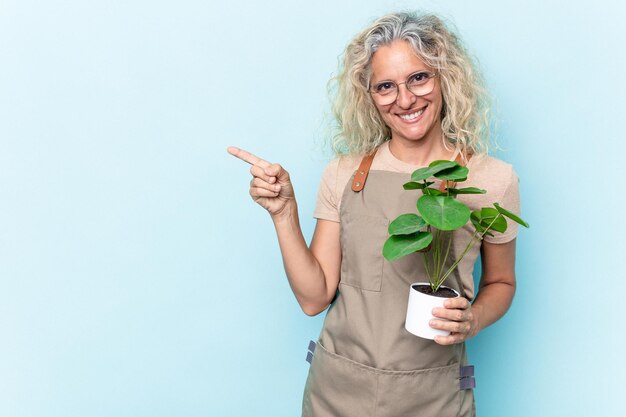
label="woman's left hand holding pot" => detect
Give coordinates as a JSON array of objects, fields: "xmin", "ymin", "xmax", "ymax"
[{"xmin": 430, "ymin": 298, "xmax": 481, "ymax": 345}]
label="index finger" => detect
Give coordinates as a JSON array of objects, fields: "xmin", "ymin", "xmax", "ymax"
[{"xmin": 227, "ymin": 146, "xmax": 271, "ymax": 168}]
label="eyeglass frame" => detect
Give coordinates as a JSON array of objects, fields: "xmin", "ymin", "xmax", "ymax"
[{"xmin": 368, "ymin": 71, "xmax": 438, "ymax": 105}]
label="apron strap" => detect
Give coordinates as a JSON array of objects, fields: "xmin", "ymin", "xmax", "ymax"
[{"xmin": 351, "ymin": 149, "xmax": 378, "ymax": 192}]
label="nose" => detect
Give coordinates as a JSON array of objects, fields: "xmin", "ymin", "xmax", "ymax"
[{"xmin": 395, "ymin": 83, "xmax": 417, "ymax": 109}]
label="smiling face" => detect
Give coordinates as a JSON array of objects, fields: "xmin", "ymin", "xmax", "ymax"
[{"xmin": 370, "ymin": 40, "xmax": 443, "ymax": 147}]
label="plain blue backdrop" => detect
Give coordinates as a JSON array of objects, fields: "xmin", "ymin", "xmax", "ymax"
[{"xmin": 1, "ymin": 0, "xmax": 625, "ymax": 416}]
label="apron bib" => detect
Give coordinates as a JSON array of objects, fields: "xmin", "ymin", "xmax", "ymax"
[{"xmin": 302, "ymin": 152, "xmax": 476, "ymax": 417}]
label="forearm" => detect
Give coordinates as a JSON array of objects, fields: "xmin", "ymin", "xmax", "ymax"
[
  {"xmin": 471, "ymin": 280, "xmax": 516, "ymax": 335},
  {"xmin": 272, "ymin": 203, "xmax": 331, "ymax": 315},
  {"xmin": 227, "ymin": 147, "xmax": 333, "ymax": 314}
]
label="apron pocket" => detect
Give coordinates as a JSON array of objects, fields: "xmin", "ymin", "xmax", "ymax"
[
  {"xmin": 375, "ymin": 363, "xmax": 465, "ymax": 417},
  {"xmin": 302, "ymin": 342, "xmax": 378, "ymax": 417},
  {"xmin": 303, "ymin": 342, "xmax": 474, "ymax": 417},
  {"xmin": 340, "ymin": 213, "xmax": 388, "ymax": 292}
]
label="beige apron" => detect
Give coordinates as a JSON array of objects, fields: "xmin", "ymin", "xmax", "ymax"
[{"xmin": 302, "ymin": 151, "xmax": 476, "ymax": 417}]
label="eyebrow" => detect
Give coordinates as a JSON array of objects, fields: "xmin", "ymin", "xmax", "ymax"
[{"xmin": 371, "ymin": 69, "xmax": 432, "ymax": 84}]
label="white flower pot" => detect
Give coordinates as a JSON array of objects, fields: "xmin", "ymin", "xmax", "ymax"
[{"xmin": 405, "ymin": 282, "xmax": 460, "ymax": 340}]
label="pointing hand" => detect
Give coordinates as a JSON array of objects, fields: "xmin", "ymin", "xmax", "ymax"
[{"xmin": 227, "ymin": 146, "xmax": 295, "ymax": 217}]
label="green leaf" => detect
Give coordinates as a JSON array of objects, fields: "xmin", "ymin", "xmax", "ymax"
[
  {"xmin": 422, "ymin": 188, "xmax": 444, "ymax": 196},
  {"xmin": 480, "ymin": 208, "xmax": 507, "ymax": 233},
  {"xmin": 417, "ymin": 195, "xmax": 471, "ymax": 231},
  {"xmin": 403, "ymin": 181, "xmax": 424, "ymax": 190},
  {"xmin": 428, "ymin": 159, "xmax": 450, "ymax": 168},
  {"xmin": 383, "ymin": 232, "xmax": 433, "ymax": 261},
  {"xmin": 411, "ymin": 160, "xmax": 458, "ymax": 181},
  {"xmin": 411, "ymin": 167, "xmax": 436, "ymax": 182},
  {"xmin": 470, "ymin": 216, "xmax": 494, "ymax": 237},
  {"xmin": 480, "ymin": 207, "xmax": 498, "ymax": 218},
  {"xmin": 404, "ymin": 181, "xmax": 435, "ymax": 190},
  {"xmin": 447, "ymin": 187, "xmax": 487, "ymax": 195},
  {"xmin": 494, "ymin": 203, "xmax": 530, "ymax": 228},
  {"xmin": 388, "ymin": 214, "xmax": 427, "ymax": 235},
  {"xmin": 433, "ymin": 165, "xmax": 469, "ymax": 181}
]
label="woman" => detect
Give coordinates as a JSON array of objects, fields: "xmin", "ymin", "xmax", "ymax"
[{"xmin": 228, "ymin": 12, "xmax": 520, "ymax": 417}]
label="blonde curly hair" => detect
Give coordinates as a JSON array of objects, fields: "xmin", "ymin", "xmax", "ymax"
[{"xmin": 329, "ymin": 12, "xmax": 491, "ymax": 156}]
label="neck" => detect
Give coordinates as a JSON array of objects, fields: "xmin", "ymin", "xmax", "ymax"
[{"xmin": 388, "ymin": 135, "xmax": 455, "ymax": 166}]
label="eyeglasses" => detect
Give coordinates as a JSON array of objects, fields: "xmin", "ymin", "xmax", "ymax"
[{"xmin": 369, "ymin": 71, "xmax": 437, "ymax": 105}]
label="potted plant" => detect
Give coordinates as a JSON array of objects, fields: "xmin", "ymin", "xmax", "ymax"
[{"xmin": 382, "ymin": 159, "xmax": 529, "ymax": 340}]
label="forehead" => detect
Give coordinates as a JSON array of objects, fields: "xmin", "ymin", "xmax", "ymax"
[{"xmin": 370, "ymin": 40, "xmax": 432, "ymax": 81}]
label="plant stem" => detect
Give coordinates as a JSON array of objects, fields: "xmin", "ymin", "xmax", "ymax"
[
  {"xmin": 422, "ymin": 254, "xmax": 432, "ymax": 284},
  {"xmin": 424, "ymin": 225, "xmax": 434, "ymax": 289},
  {"xmin": 436, "ymin": 232, "xmax": 453, "ymax": 291},
  {"xmin": 434, "ymin": 229, "xmax": 443, "ymax": 290},
  {"xmin": 438, "ymin": 214, "xmax": 504, "ymax": 285}
]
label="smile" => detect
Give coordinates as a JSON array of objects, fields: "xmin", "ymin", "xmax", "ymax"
[{"xmin": 398, "ymin": 107, "xmax": 426, "ymax": 121}]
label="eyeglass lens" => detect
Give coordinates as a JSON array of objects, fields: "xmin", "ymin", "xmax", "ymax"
[{"xmin": 370, "ymin": 72, "xmax": 435, "ymax": 105}]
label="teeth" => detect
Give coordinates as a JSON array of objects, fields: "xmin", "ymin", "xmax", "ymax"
[{"xmin": 400, "ymin": 109, "xmax": 424, "ymax": 120}]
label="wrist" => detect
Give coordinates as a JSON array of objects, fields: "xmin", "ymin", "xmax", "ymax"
[
  {"xmin": 470, "ymin": 303, "xmax": 484, "ymax": 337},
  {"xmin": 271, "ymin": 200, "xmax": 298, "ymax": 226}
]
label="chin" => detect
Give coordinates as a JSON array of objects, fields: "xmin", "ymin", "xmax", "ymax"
[{"xmin": 395, "ymin": 129, "xmax": 430, "ymax": 142}]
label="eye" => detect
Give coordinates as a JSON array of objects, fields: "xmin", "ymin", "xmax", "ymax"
[
  {"xmin": 374, "ymin": 81, "xmax": 396, "ymax": 95},
  {"xmin": 408, "ymin": 72, "xmax": 430, "ymax": 85}
]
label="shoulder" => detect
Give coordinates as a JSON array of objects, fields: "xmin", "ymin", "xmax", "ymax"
[
  {"xmin": 315, "ymin": 153, "xmax": 364, "ymax": 221},
  {"xmin": 321, "ymin": 153, "xmax": 361, "ymax": 174},
  {"xmin": 467, "ymin": 155, "xmax": 522, "ymax": 243},
  {"xmin": 469, "ymin": 154, "xmax": 515, "ymax": 175},
  {"xmin": 320, "ymin": 153, "xmax": 363, "ymax": 184},
  {"xmin": 318, "ymin": 154, "xmax": 363, "ymax": 198},
  {"xmin": 467, "ymin": 154, "xmax": 518, "ymax": 186},
  {"xmin": 463, "ymin": 154, "xmax": 519, "ymax": 207}
]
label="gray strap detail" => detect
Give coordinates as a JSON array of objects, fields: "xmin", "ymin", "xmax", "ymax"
[
  {"xmin": 305, "ymin": 340, "xmax": 316, "ymax": 364},
  {"xmin": 460, "ymin": 377, "xmax": 476, "ymax": 390},
  {"xmin": 460, "ymin": 365, "xmax": 474, "ymax": 378}
]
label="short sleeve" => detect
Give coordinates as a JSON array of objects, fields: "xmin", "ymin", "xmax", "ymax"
[
  {"xmin": 483, "ymin": 168, "xmax": 521, "ymax": 244},
  {"xmin": 313, "ymin": 159, "xmax": 341, "ymax": 222}
]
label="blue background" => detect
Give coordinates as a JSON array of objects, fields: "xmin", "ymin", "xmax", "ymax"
[{"xmin": 1, "ymin": 0, "xmax": 625, "ymax": 416}]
